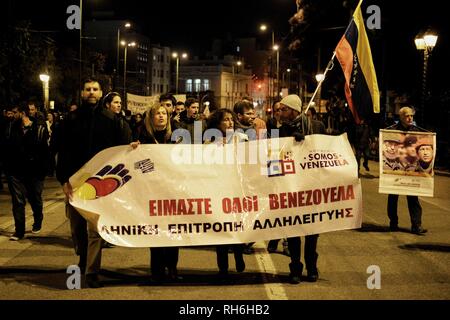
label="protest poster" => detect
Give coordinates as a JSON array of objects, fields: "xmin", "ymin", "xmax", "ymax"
[
  {"xmin": 70, "ymin": 135, "xmax": 363, "ymax": 247},
  {"xmin": 379, "ymin": 129, "xmax": 436, "ymax": 196}
]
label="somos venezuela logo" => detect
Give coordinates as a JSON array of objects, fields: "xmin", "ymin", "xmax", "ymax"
[{"xmin": 267, "ymin": 150, "xmax": 350, "ymax": 177}]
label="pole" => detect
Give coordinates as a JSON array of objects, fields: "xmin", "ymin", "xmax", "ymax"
[
  {"xmin": 232, "ymin": 64, "xmax": 235, "ymax": 107},
  {"xmin": 421, "ymin": 49, "xmax": 429, "ymax": 125},
  {"xmin": 43, "ymin": 80, "xmax": 49, "ymax": 112},
  {"xmin": 276, "ymin": 49, "xmax": 280, "ymax": 100},
  {"xmin": 175, "ymin": 56, "xmax": 179, "ymax": 94},
  {"xmin": 305, "ymin": 51, "xmax": 336, "ymax": 114},
  {"xmin": 116, "ymin": 28, "xmax": 120, "ymax": 90},
  {"xmin": 123, "ymin": 45, "xmax": 127, "ymax": 102},
  {"xmin": 79, "ymin": 0, "xmax": 83, "ymax": 105}
]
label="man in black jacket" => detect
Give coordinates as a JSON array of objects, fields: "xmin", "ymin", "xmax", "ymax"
[
  {"xmin": 385, "ymin": 106, "xmax": 427, "ymax": 235},
  {"xmin": 279, "ymin": 94, "xmax": 320, "ymax": 284},
  {"xmin": 56, "ymin": 78, "xmax": 131, "ymax": 288},
  {"xmin": 3, "ymin": 105, "xmax": 49, "ymax": 240}
]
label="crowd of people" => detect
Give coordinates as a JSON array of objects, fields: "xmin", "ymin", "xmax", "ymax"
[{"xmin": 0, "ymin": 79, "xmax": 430, "ymax": 288}]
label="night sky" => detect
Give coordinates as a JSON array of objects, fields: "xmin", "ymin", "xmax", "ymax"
[{"xmin": 6, "ymin": 0, "xmax": 450, "ymax": 100}]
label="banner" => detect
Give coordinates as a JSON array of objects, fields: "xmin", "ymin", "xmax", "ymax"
[
  {"xmin": 126, "ymin": 93, "xmax": 187, "ymax": 114},
  {"xmin": 379, "ymin": 129, "xmax": 436, "ymax": 197},
  {"xmin": 69, "ymin": 134, "xmax": 363, "ymax": 247},
  {"xmin": 126, "ymin": 93, "xmax": 156, "ymax": 115},
  {"xmin": 335, "ymin": 0, "xmax": 380, "ymax": 124}
]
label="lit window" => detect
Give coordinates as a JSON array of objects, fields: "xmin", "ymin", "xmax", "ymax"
[
  {"xmin": 203, "ymin": 79, "xmax": 210, "ymax": 91},
  {"xmin": 194, "ymin": 79, "xmax": 201, "ymax": 92},
  {"xmin": 186, "ymin": 79, "xmax": 192, "ymax": 92}
]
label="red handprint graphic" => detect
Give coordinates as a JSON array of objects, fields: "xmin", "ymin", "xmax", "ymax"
[{"xmin": 76, "ymin": 164, "xmax": 132, "ymax": 200}]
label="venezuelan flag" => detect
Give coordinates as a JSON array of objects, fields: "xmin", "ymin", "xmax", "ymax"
[{"xmin": 335, "ymin": 0, "xmax": 380, "ymax": 124}]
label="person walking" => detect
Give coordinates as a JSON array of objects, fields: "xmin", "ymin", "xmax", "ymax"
[
  {"xmin": 205, "ymin": 108, "xmax": 247, "ymax": 279},
  {"xmin": 385, "ymin": 106, "xmax": 428, "ymax": 235},
  {"xmin": 131, "ymin": 103, "xmax": 182, "ymax": 282},
  {"xmin": 3, "ymin": 104, "xmax": 49, "ymax": 240},
  {"xmin": 56, "ymin": 78, "xmax": 132, "ymax": 288},
  {"xmin": 278, "ymin": 95, "xmax": 320, "ymax": 284}
]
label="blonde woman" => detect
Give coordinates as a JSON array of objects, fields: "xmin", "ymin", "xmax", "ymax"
[{"xmin": 131, "ymin": 104, "xmax": 180, "ymax": 282}]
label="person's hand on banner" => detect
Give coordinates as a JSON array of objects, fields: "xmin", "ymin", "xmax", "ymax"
[
  {"xmin": 62, "ymin": 182, "xmax": 73, "ymax": 201},
  {"xmin": 293, "ymin": 132, "xmax": 305, "ymax": 142},
  {"xmin": 130, "ymin": 141, "xmax": 140, "ymax": 149},
  {"xmin": 75, "ymin": 164, "xmax": 132, "ymax": 200}
]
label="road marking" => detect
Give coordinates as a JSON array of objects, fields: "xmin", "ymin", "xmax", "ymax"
[{"xmin": 253, "ymin": 242, "xmax": 288, "ymax": 300}]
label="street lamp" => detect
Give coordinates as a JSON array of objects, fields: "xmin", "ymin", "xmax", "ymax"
[
  {"xmin": 121, "ymin": 40, "xmax": 136, "ymax": 103},
  {"xmin": 116, "ymin": 22, "xmax": 131, "ymax": 89},
  {"xmin": 172, "ymin": 52, "xmax": 188, "ymax": 94},
  {"xmin": 315, "ymin": 73, "xmax": 325, "ymax": 113},
  {"xmin": 415, "ymin": 30, "xmax": 438, "ymax": 125},
  {"xmin": 259, "ymin": 24, "xmax": 275, "ymax": 47},
  {"xmin": 286, "ymin": 68, "xmax": 291, "ymax": 93},
  {"xmin": 273, "ymin": 44, "xmax": 280, "ymax": 100},
  {"xmin": 39, "ymin": 73, "xmax": 50, "ymax": 112}
]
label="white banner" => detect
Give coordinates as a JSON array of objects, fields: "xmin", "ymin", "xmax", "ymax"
[
  {"xmin": 378, "ymin": 129, "xmax": 436, "ymax": 197},
  {"xmin": 126, "ymin": 93, "xmax": 187, "ymax": 115},
  {"xmin": 126, "ymin": 93, "xmax": 158, "ymax": 115},
  {"xmin": 70, "ymin": 134, "xmax": 363, "ymax": 247}
]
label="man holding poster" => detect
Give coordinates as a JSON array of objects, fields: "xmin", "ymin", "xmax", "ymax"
[{"xmin": 381, "ymin": 106, "xmax": 435, "ymax": 235}]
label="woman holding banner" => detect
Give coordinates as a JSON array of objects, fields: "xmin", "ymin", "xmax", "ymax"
[
  {"xmin": 205, "ymin": 108, "xmax": 248, "ymax": 280},
  {"xmin": 131, "ymin": 103, "xmax": 182, "ymax": 282}
]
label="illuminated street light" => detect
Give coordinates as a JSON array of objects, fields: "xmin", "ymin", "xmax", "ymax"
[
  {"xmin": 39, "ymin": 73, "xmax": 50, "ymax": 112},
  {"xmin": 122, "ymin": 41, "xmax": 136, "ymax": 102},
  {"xmin": 273, "ymin": 44, "xmax": 280, "ymax": 100},
  {"xmin": 172, "ymin": 51, "xmax": 188, "ymax": 94},
  {"xmin": 116, "ymin": 22, "xmax": 131, "ymax": 89},
  {"xmin": 415, "ymin": 30, "xmax": 438, "ymax": 124},
  {"xmin": 315, "ymin": 73, "xmax": 325, "ymax": 113}
]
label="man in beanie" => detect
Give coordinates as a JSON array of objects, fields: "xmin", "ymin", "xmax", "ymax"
[
  {"xmin": 278, "ymin": 94, "xmax": 320, "ymax": 284},
  {"xmin": 385, "ymin": 106, "xmax": 427, "ymax": 235}
]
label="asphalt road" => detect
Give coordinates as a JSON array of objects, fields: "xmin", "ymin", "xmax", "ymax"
[{"xmin": 0, "ymin": 160, "xmax": 449, "ymax": 303}]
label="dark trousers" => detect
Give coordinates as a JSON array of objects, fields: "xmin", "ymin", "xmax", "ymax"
[
  {"xmin": 387, "ymin": 194, "xmax": 422, "ymax": 228},
  {"xmin": 7, "ymin": 175, "xmax": 44, "ymax": 236},
  {"xmin": 66, "ymin": 203, "xmax": 103, "ymax": 275},
  {"xmin": 216, "ymin": 244, "xmax": 244, "ymax": 272},
  {"xmin": 150, "ymin": 247, "xmax": 179, "ymax": 276},
  {"xmin": 356, "ymin": 146, "xmax": 370, "ymax": 170},
  {"xmin": 287, "ymin": 235, "xmax": 319, "ymax": 275}
]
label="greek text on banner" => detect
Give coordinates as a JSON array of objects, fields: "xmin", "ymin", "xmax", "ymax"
[{"xmin": 70, "ymin": 135, "xmax": 363, "ymax": 247}]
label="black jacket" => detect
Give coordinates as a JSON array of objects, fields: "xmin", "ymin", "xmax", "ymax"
[
  {"xmin": 2, "ymin": 119, "xmax": 49, "ymax": 179},
  {"xmin": 386, "ymin": 122, "xmax": 423, "ymax": 132},
  {"xmin": 279, "ymin": 114, "xmax": 315, "ymax": 138},
  {"xmin": 56, "ymin": 102, "xmax": 132, "ymax": 184}
]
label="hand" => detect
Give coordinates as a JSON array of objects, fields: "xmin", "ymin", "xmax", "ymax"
[
  {"xmin": 293, "ymin": 132, "xmax": 305, "ymax": 142},
  {"xmin": 76, "ymin": 164, "xmax": 132, "ymax": 200},
  {"xmin": 62, "ymin": 182, "xmax": 73, "ymax": 201},
  {"xmin": 130, "ymin": 141, "xmax": 140, "ymax": 149}
]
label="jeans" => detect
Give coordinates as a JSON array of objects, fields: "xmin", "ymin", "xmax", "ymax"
[{"xmin": 7, "ymin": 175, "xmax": 44, "ymax": 236}]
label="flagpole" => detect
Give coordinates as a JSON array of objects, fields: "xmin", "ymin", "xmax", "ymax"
[
  {"xmin": 304, "ymin": 51, "xmax": 336, "ymax": 114},
  {"xmin": 304, "ymin": 0, "xmax": 367, "ymax": 116}
]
